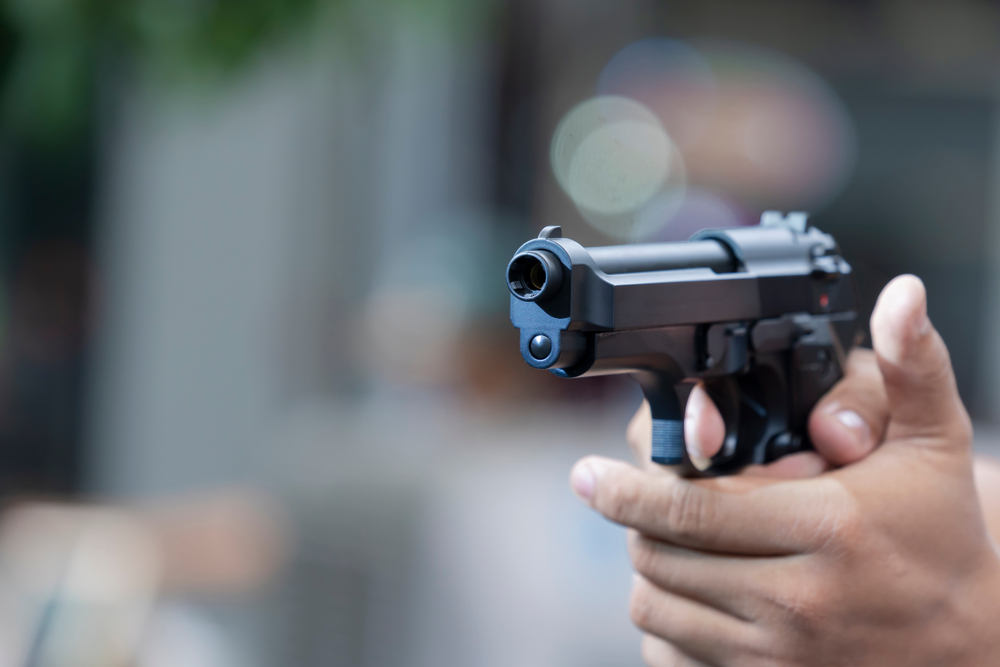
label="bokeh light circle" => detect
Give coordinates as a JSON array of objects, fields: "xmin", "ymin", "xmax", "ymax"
[
  {"xmin": 597, "ymin": 38, "xmax": 717, "ymax": 148},
  {"xmin": 643, "ymin": 188, "xmax": 751, "ymax": 242},
  {"xmin": 567, "ymin": 120, "xmax": 671, "ymax": 214},
  {"xmin": 584, "ymin": 38, "xmax": 857, "ymax": 228},
  {"xmin": 684, "ymin": 40, "xmax": 857, "ymax": 210},
  {"xmin": 551, "ymin": 96, "xmax": 685, "ymax": 240}
]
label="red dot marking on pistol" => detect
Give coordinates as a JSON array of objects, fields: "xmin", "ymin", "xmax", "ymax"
[{"xmin": 820, "ymin": 294, "xmax": 829, "ymax": 308}]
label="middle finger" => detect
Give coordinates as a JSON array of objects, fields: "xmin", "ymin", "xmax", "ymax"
[{"xmin": 627, "ymin": 529, "xmax": 806, "ymax": 621}]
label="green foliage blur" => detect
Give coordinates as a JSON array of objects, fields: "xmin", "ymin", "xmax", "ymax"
[{"xmin": 0, "ymin": 0, "xmax": 329, "ymax": 145}]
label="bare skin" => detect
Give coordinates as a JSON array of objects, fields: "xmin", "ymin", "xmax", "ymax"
[{"xmin": 570, "ymin": 275, "xmax": 1000, "ymax": 666}]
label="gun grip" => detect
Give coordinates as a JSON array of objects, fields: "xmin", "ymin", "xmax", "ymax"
[
  {"xmin": 632, "ymin": 372, "xmax": 686, "ymax": 464},
  {"xmin": 651, "ymin": 419, "xmax": 685, "ymax": 465}
]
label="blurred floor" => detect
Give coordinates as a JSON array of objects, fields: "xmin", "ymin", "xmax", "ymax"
[{"xmin": 267, "ymin": 398, "xmax": 644, "ymax": 667}]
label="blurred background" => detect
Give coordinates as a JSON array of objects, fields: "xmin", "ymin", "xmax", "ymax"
[{"xmin": 0, "ymin": 0, "xmax": 997, "ymax": 665}]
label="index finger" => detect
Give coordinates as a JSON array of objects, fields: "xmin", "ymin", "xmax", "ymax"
[{"xmin": 570, "ymin": 456, "xmax": 846, "ymax": 555}]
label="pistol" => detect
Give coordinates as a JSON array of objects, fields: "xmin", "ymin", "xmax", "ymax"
[{"xmin": 507, "ymin": 212, "xmax": 859, "ymax": 477}]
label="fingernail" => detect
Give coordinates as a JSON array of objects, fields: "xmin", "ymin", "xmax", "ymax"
[
  {"xmin": 570, "ymin": 461, "xmax": 596, "ymax": 501},
  {"xmin": 872, "ymin": 275, "xmax": 929, "ymax": 366},
  {"xmin": 834, "ymin": 409, "xmax": 872, "ymax": 450},
  {"xmin": 684, "ymin": 406, "xmax": 706, "ymax": 459}
]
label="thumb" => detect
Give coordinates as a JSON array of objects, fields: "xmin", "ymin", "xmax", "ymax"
[{"xmin": 870, "ymin": 275, "xmax": 972, "ymax": 448}]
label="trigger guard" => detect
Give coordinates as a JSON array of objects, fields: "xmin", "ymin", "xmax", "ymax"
[
  {"xmin": 675, "ymin": 369, "xmax": 775, "ymax": 478},
  {"xmin": 701, "ymin": 379, "xmax": 739, "ymax": 461},
  {"xmin": 678, "ymin": 378, "xmax": 742, "ymax": 477}
]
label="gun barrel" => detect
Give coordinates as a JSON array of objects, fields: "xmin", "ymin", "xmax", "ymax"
[{"xmin": 588, "ymin": 240, "xmax": 736, "ymax": 275}]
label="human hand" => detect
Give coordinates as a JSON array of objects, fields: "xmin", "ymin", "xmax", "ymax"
[{"xmin": 570, "ymin": 275, "xmax": 1000, "ymax": 666}]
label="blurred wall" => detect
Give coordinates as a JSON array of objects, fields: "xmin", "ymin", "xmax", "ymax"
[
  {"xmin": 88, "ymin": 60, "xmax": 303, "ymax": 496},
  {"xmin": 81, "ymin": 5, "xmax": 651, "ymax": 667}
]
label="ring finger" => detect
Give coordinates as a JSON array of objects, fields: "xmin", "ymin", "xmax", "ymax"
[
  {"xmin": 630, "ymin": 575, "xmax": 760, "ymax": 665},
  {"xmin": 628, "ymin": 530, "xmax": 801, "ymax": 621}
]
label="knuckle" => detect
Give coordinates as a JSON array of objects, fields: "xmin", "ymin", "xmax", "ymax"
[
  {"xmin": 603, "ymin": 477, "xmax": 643, "ymax": 522},
  {"xmin": 809, "ymin": 485, "xmax": 864, "ymax": 553},
  {"xmin": 833, "ymin": 500, "xmax": 864, "ymax": 544},
  {"xmin": 665, "ymin": 482, "xmax": 711, "ymax": 542},
  {"xmin": 628, "ymin": 533, "xmax": 661, "ymax": 579},
  {"xmin": 754, "ymin": 563, "xmax": 842, "ymax": 646},
  {"xmin": 629, "ymin": 581, "xmax": 658, "ymax": 632},
  {"xmin": 768, "ymin": 574, "xmax": 836, "ymax": 631}
]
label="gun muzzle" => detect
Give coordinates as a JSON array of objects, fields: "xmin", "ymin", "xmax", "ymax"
[{"xmin": 507, "ymin": 250, "xmax": 563, "ymax": 302}]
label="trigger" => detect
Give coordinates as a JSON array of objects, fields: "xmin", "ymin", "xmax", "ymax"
[{"xmin": 700, "ymin": 378, "xmax": 741, "ymax": 460}]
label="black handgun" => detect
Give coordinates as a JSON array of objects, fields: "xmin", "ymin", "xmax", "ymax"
[{"xmin": 507, "ymin": 212, "xmax": 859, "ymax": 477}]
